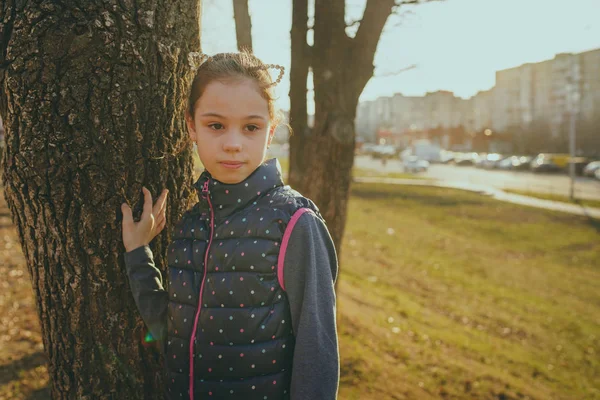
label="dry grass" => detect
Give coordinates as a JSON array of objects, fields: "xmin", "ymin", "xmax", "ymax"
[
  {"xmin": 337, "ymin": 183, "xmax": 600, "ymax": 400},
  {"xmin": 0, "ymin": 190, "xmax": 49, "ymax": 400},
  {"xmin": 503, "ymin": 188, "xmax": 600, "ymax": 209},
  {"xmin": 1, "ymin": 180, "xmax": 599, "ymax": 399}
]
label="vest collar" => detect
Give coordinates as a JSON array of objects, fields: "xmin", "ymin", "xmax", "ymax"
[{"xmin": 193, "ymin": 158, "xmax": 284, "ymax": 217}]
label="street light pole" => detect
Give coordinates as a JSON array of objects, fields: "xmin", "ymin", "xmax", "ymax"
[
  {"xmin": 569, "ymin": 110, "xmax": 576, "ymax": 200},
  {"xmin": 566, "ymin": 65, "xmax": 580, "ymax": 201}
]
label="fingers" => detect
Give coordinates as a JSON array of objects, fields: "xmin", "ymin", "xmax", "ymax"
[
  {"xmin": 153, "ymin": 189, "xmax": 169, "ymax": 216},
  {"xmin": 141, "ymin": 187, "xmax": 153, "ymax": 221},
  {"xmin": 121, "ymin": 203, "xmax": 133, "ymax": 225},
  {"xmin": 154, "ymin": 210, "xmax": 165, "ymax": 227},
  {"xmin": 151, "ymin": 213, "xmax": 167, "ymax": 238},
  {"xmin": 160, "ymin": 189, "xmax": 169, "ymax": 212},
  {"xmin": 157, "ymin": 216, "xmax": 167, "ymax": 233},
  {"xmin": 153, "ymin": 189, "xmax": 168, "ymax": 234},
  {"xmin": 132, "ymin": 187, "xmax": 168, "ymax": 240}
]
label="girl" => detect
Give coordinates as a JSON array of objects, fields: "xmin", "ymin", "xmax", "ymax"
[{"xmin": 121, "ymin": 52, "xmax": 339, "ymax": 400}]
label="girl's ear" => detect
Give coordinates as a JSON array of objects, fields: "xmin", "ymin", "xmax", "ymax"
[
  {"xmin": 185, "ymin": 111, "xmax": 197, "ymax": 142},
  {"xmin": 267, "ymin": 125, "xmax": 276, "ymax": 146}
]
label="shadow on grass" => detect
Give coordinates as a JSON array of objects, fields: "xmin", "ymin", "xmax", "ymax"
[
  {"xmin": 351, "ymin": 185, "xmax": 486, "ymax": 207},
  {"xmin": 0, "ymin": 351, "xmax": 50, "ymax": 399},
  {"xmin": 0, "ymin": 211, "xmax": 13, "ymax": 228},
  {"xmin": 25, "ymin": 387, "xmax": 51, "ymax": 400},
  {"xmin": 586, "ymin": 218, "xmax": 600, "ymax": 233},
  {"xmin": 0, "ymin": 351, "xmax": 47, "ymax": 387},
  {"xmin": 575, "ymin": 199, "xmax": 600, "ymax": 233}
]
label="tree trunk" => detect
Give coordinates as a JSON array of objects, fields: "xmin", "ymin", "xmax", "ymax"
[
  {"xmin": 233, "ymin": 0, "xmax": 253, "ymax": 52},
  {"xmin": 301, "ymin": 0, "xmax": 354, "ymax": 263},
  {"xmin": 288, "ymin": 0, "xmax": 310, "ymax": 188},
  {"xmin": 290, "ymin": 0, "xmax": 395, "ymax": 261},
  {"xmin": 300, "ymin": 114, "xmax": 357, "ymax": 258},
  {"xmin": 1, "ymin": 2, "xmax": 201, "ymax": 398}
]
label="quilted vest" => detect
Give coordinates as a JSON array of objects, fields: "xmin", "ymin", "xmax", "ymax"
[{"xmin": 164, "ymin": 159, "xmax": 321, "ymax": 400}]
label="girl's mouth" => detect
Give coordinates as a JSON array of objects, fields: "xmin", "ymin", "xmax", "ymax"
[{"xmin": 220, "ymin": 161, "xmax": 245, "ymax": 169}]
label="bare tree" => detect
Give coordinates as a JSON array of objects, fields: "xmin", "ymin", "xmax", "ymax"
[
  {"xmin": 233, "ymin": 0, "xmax": 253, "ymax": 52},
  {"xmin": 0, "ymin": 1, "xmax": 201, "ymax": 398},
  {"xmin": 289, "ymin": 0, "xmax": 437, "ymax": 263},
  {"xmin": 288, "ymin": 0, "xmax": 311, "ymax": 188}
]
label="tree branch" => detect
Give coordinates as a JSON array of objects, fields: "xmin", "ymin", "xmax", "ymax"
[
  {"xmin": 305, "ymin": 43, "xmax": 314, "ymax": 63},
  {"xmin": 394, "ymin": 0, "xmax": 444, "ymax": 6},
  {"xmin": 0, "ymin": 0, "xmax": 17, "ymax": 120},
  {"xmin": 232, "ymin": 0, "xmax": 253, "ymax": 52},
  {"xmin": 346, "ymin": 19, "xmax": 360, "ymax": 29},
  {"xmin": 392, "ymin": 0, "xmax": 445, "ymax": 18},
  {"xmin": 289, "ymin": 0, "xmax": 311, "ymax": 185},
  {"xmin": 350, "ymin": 0, "xmax": 444, "ymax": 93},
  {"xmin": 353, "ymin": 0, "xmax": 396, "ymax": 61},
  {"xmin": 374, "ymin": 64, "xmax": 417, "ymax": 78},
  {"xmin": 350, "ymin": 0, "xmax": 396, "ymax": 94},
  {"xmin": 314, "ymin": 0, "xmax": 346, "ymax": 45},
  {"xmin": 389, "ymin": 9, "xmax": 417, "ymax": 28}
]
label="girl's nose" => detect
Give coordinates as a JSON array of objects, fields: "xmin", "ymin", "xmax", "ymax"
[{"xmin": 222, "ymin": 131, "xmax": 243, "ymax": 153}]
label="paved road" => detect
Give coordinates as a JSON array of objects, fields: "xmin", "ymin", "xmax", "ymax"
[{"xmin": 355, "ymin": 156, "xmax": 600, "ymax": 201}]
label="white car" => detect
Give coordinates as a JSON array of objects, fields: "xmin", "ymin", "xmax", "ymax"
[
  {"xmin": 477, "ymin": 153, "xmax": 505, "ymax": 169},
  {"xmin": 583, "ymin": 161, "xmax": 600, "ymax": 178},
  {"xmin": 371, "ymin": 145, "xmax": 396, "ymax": 159},
  {"xmin": 595, "ymin": 168, "xmax": 600, "ymax": 180},
  {"xmin": 403, "ymin": 156, "xmax": 429, "ymax": 173}
]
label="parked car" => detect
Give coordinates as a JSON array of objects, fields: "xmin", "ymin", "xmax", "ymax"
[
  {"xmin": 371, "ymin": 145, "xmax": 397, "ymax": 159},
  {"xmin": 454, "ymin": 152, "xmax": 479, "ymax": 166},
  {"xmin": 474, "ymin": 153, "xmax": 487, "ymax": 168},
  {"xmin": 403, "ymin": 156, "xmax": 429, "ymax": 173},
  {"xmin": 477, "ymin": 153, "xmax": 505, "ymax": 169},
  {"xmin": 569, "ymin": 157, "xmax": 590, "ymax": 176},
  {"xmin": 512, "ymin": 156, "xmax": 534, "ymax": 171},
  {"xmin": 583, "ymin": 161, "xmax": 600, "ymax": 177},
  {"xmin": 531, "ymin": 153, "xmax": 565, "ymax": 173},
  {"xmin": 496, "ymin": 156, "xmax": 518, "ymax": 170},
  {"xmin": 439, "ymin": 150, "xmax": 456, "ymax": 164},
  {"xmin": 595, "ymin": 168, "xmax": 600, "ymax": 180},
  {"xmin": 360, "ymin": 143, "xmax": 378, "ymax": 156},
  {"xmin": 411, "ymin": 140, "xmax": 442, "ymax": 163}
]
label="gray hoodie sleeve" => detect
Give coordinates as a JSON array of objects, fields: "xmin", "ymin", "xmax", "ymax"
[
  {"xmin": 123, "ymin": 245, "xmax": 169, "ymax": 351},
  {"xmin": 283, "ymin": 211, "xmax": 340, "ymax": 400}
]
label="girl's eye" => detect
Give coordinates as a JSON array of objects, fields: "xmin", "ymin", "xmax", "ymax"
[
  {"xmin": 246, "ymin": 125, "xmax": 260, "ymax": 132},
  {"xmin": 208, "ymin": 123, "xmax": 224, "ymax": 130}
]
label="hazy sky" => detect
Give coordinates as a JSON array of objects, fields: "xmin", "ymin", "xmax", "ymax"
[{"xmin": 201, "ymin": 0, "xmax": 600, "ymax": 111}]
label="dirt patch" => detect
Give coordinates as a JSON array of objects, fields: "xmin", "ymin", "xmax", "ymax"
[{"xmin": 0, "ymin": 187, "xmax": 50, "ymax": 399}]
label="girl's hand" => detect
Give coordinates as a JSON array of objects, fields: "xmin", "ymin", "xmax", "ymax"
[{"xmin": 121, "ymin": 187, "xmax": 169, "ymax": 253}]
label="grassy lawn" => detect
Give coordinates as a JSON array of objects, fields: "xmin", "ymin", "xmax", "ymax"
[
  {"xmin": 504, "ymin": 189, "xmax": 600, "ymax": 209},
  {"xmin": 352, "ymin": 167, "xmax": 429, "ymax": 180},
  {"xmin": 338, "ymin": 183, "xmax": 599, "ymax": 400},
  {"xmin": 1, "ymin": 181, "xmax": 598, "ymax": 399}
]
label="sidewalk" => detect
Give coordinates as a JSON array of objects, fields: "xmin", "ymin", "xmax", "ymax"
[{"xmin": 354, "ymin": 176, "xmax": 600, "ymax": 219}]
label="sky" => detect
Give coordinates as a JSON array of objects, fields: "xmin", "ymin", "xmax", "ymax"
[{"xmin": 201, "ymin": 0, "xmax": 600, "ymax": 111}]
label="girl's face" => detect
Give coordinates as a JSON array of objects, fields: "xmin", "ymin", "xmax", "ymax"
[{"xmin": 186, "ymin": 78, "xmax": 275, "ymax": 184}]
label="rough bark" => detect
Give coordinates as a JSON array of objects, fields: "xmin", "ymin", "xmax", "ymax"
[
  {"xmin": 0, "ymin": 1, "xmax": 201, "ymax": 398},
  {"xmin": 288, "ymin": 0, "xmax": 310, "ymax": 189},
  {"xmin": 233, "ymin": 0, "xmax": 252, "ymax": 52},
  {"xmin": 289, "ymin": 0, "xmax": 396, "ymax": 264}
]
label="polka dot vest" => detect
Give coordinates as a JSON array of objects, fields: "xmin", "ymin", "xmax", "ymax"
[{"xmin": 165, "ymin": 159, "xmax": 322, "ymax": 399}]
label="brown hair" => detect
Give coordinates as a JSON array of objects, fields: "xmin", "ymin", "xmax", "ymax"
[
  {"xmin": 155, "ymin": 52, "xmax": 286, "ymax": 161},
  {"xmin": 186, "ymin": 51, "xmax": 284, "ymax": 126}
]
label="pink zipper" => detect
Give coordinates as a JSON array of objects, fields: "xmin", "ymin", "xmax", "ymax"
[{"xmin": 189, "ymin": 179, "xmax": 214, "ymax": 399}]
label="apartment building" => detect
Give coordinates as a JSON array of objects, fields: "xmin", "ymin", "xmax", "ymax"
[{"xmin": 356, "ymin": 47, "xmax": 600, "ymax": 144}]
